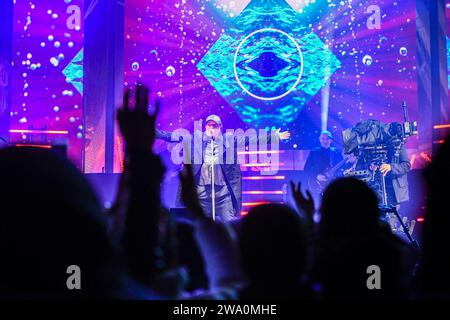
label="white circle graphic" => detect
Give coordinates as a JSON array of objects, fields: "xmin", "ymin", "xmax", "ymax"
[{"xmin": 233, "ymin": 28, "xmax": 304, "ymax": 101}]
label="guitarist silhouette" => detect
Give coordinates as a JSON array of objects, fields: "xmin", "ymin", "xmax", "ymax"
[{"xmin": 304, "ymin": 131, "xmax": 355, "ymax": 195}]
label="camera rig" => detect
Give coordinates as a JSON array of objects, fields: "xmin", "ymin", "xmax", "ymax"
[
  {"xmin": 342, "ymin": 102, "xmax": 418, "ymax": 157},
  {"xmin": 340, "ymin": 102, "xmax": 419, "ymax": 247}
]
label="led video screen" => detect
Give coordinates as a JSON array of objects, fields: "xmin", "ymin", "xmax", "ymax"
[{"xmin": 124, "ymin": 0, "xmax": 420, "ymax": 158}]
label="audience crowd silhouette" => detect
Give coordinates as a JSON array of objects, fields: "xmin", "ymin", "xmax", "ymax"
[{"xmin": 0, "ymin": 84, "xmax": 447, "ymax": 300}]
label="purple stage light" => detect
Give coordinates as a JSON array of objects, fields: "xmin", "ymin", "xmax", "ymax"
[{"xmin": 11, "ymin": 0, "xmax": 84, "ymax": 167}]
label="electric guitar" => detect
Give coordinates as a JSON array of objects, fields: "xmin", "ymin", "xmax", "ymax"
[{"xmin": 308, "ymin": 157, "xmax": 351, "ymax": 194}]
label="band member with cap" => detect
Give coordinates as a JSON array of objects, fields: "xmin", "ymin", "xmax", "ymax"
[
  {"xmin": 156, "ymin": 114, "xmax": 290, "ymax": 222},
  {"xmin": 303, "ymin": 130, "xmax": 352, "ymax": 197}
]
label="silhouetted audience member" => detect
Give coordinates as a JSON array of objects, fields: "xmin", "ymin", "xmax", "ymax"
[
  {"xmin": 0, "ymin": 84, "xmax": 168, "ymax": 299},
  {"xmin": 0, "ymin": 147, "xmax": 153, "ymax": 299},
  {"xmin": 238, "ymin": 204, "xmax": 313, "ymax": 299},
  {"xmin": 417, "ymin": 136, "xmax": 450, "ymax": 298},
  {"xmin": 114, "ymin": 84, "xmax": 195, "ymax": 298},
  {"xmin": 115, "ymin": 84, "xmax": 207, "ymax": 298},
  {"xmin": 313, "ymin": 177, "xmax": 414, "ymax": 299}
]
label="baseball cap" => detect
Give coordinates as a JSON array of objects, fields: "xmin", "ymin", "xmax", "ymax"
[
  {"xmin": 320, "ymin": 130, "xmax": 334, "ymax": 139},
  {"xmin": 205, "ymin": 114, "xmax": 222, "ymax": 126}
]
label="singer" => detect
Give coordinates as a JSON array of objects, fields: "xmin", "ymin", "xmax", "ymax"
[
  {"xmin": 156, "ymin": 114, "xmax": 290, "ymax": 222},
  {"xmin": 196, "ymin": 115, "xmax": 235, "ymax": 222}
]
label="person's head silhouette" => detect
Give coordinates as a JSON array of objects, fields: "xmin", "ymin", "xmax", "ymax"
[
  {"xmin": 0, "ymin": 147, "xmax": 123, "ymax": 298},
  {"xmin": 320, "ymin": 177, "xmax": 380, "ymax": 236}
]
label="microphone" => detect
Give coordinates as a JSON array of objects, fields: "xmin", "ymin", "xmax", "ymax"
[{"xmin": 208, "ymin": 130, "xmax": 215, "ymax": 141}]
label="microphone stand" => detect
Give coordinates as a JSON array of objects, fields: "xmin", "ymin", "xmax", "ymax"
[{"xmin": 210, "ymin": 136, "xmax": 216, "ymax": 222}]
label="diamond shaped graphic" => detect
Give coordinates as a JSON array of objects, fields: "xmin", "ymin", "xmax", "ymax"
[
  {"xmin": 62, "ymin": 48, "xmax": 84, "ymax": 95},
  {"xmin": 197, "ymin": 0, "xmax": 341, "ymax": 126}
]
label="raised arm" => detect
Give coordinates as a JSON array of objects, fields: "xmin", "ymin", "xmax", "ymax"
[
  {"xmin": 117, "ymin": 84, "xmax": 165, "ymax": 284},
  {"xmin": 260, "ymin": 128, "xmax": 290, "ymax": 143},
  {"xmin": 233, "ymin": 128, "xmax": 290, "ymax": 146},
  {"xmin": 179, "ymin": 164, "xmax": 243, "ymax": 291}
]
